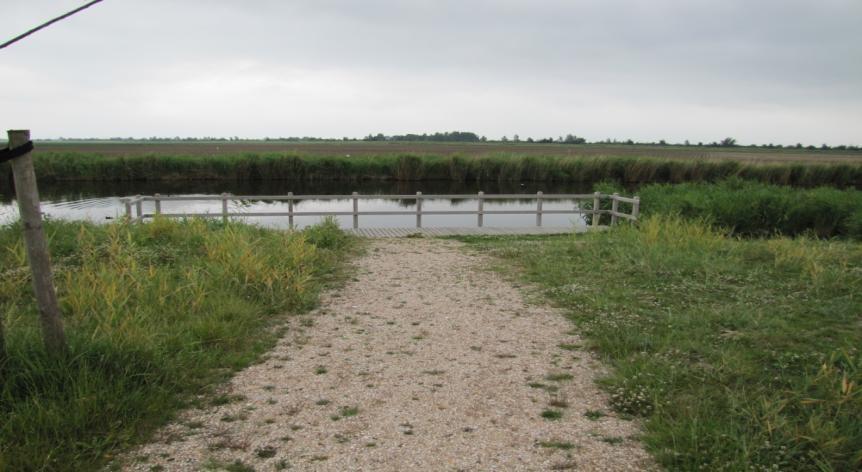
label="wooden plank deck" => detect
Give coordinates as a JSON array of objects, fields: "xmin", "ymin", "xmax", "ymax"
[{"xmin": 346, "ymin": 226, "xmax": 587, "ymax": 238}]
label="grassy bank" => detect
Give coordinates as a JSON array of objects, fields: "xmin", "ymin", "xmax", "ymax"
[
  {"xmin": 0, "ymin": 218, "xmax": 352, "ymax": 471},
  {"xmin": 3, "ymin": 152, "xmax": 861, "ymax": 188},
  {"xmin": 460, "ymin": 217, "xmax": 862, "ymax": 470},
  {"xmin": 467, "ymin": 216, "xmax": 862, "ymax": 470},
  {"xmin": 593, "ymin": 180, "xmax": 862, "ymax": 239}
]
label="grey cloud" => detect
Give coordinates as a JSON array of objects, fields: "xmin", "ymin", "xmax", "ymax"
[{"xmin": 2, "ymin": 0, "xmax": 860, "ymax": 143}]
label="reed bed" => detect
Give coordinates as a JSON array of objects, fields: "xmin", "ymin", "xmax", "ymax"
[
  {"xmin": 0, "ymin": 217, "xmax": 352, "ymax": 471},
  {"xmin": 3, "ymin": 152, "xmax": 861, "ymax": 188},
  {"xmin": 588, "ymin": 179, "xmax": 862, "ymax": 239}
]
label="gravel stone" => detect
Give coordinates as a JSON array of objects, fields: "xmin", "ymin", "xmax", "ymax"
[{"xmin": 121, "ymin": 238, "xmax": 653, "ymax": 471}]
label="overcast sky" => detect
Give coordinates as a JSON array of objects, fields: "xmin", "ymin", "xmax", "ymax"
[{"xmin": 2, "ymin": 0, "xmax": 861, "ymax": 145}]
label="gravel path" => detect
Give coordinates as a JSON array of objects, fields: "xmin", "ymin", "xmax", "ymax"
[{"xmin": 124, "ymin": 238, "xmax": 652, "ymax": 471}]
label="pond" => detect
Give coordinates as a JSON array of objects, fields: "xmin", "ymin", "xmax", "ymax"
[{"xmin": 0, "ymin": 180, "xmax": 602, "ymax": 229}]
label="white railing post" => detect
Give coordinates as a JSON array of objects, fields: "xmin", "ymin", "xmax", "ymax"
[
  {"xmin": 611, "ymin": 192, "xmax": 619, "ymax": 226},
  {"xmin": 154, "ymin": 193, "xmax": 161, "ymax": 215},
  {"xmin": 123, "ymin": 198, "xmax": 132, "ymax": 221},
  {"xmin": 135, "ymin": 195, "xmax": 143, "ymax": 223},
  {"xmin": 477, "ymin": 191, "xmax": 484, "ymax": 227},
  {"xmin": 536, "ymin": 191, "xmax": 543, "ymax": 227},
  {"xmin": 221, "ymin": 192, "xmax": 229, "ymax": 224},
  {"xmin": 352, "ymin": 192, "xmax": 359, "ymax": 229},
  {"xmin": 592, "ymin": 191, "xmax": 601, "ymax": 228},
  {"xmin": 416, "ymin": 191, "xmax": 423, "ymax": 228},
  {"xmin": 288, "ymin": 191, "xmax": 294, "ymax": 228},
  {"xmin": 632, "ymin": 196, "xmax": 640, "ymax": 221}
]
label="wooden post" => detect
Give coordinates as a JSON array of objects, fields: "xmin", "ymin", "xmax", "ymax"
[
  {"xmin": 611, "ymin": 192, "xmax": 619, "ymax": 226},
  {"xmin": 592, "ymin": 191, "xmax": 601, "ymax": 228},
  {"xmin": 632, "ymin": 196, "xmax": 640, "ymax": 221},
  {"xmin": 154, "ymin": 193, "xmax": 162, "ymax": 215},
  {"xmin": 416, "ymin": 191, "xmax": 422, "ymax": 228},
  {"xmin": 477, "ymin": 191, "xmax": 484, "ymax": 227},
  {"xmin": 123, "ymin": 197, "xmax": 132, "ymax": 221},
  {"xmin": 0, "ymin": 308, "xmax": 4, "ymax": 361},
  {"xmin": 536, "ymin": 191, "xmax": 543, "ymax": 227},
  {"xmin": 220, "ymin": 192, "xmax": 230, "ymax": 224},
  {"xmin": 7, "ymin": 129, "xmax": 67, "ymax": 353},
  {"xmin": 134, "ymin": 195, "xmax": 143, "ymax": 222},
  {"xmin": 288, "ymin": 192, "xmax": 294, "ymax": 228},
  {"xmin": 352, "ymin": 192, "xmax": 359, "ymax": 229}
]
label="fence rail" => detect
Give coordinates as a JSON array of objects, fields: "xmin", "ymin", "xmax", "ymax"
[{"xmin": 122, "ymin": 192, "xmax": 639, "ymax": 229}]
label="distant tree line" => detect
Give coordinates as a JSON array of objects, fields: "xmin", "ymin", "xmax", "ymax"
[
  {"xmin": 42, "ymin": 133, "xmax": 861, "ymax": 151},
  {"xmin": 362, "ymin": 131, "xmax": 483, "ymax": 142}
]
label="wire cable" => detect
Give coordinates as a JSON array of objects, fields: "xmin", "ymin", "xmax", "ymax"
[{"xmin": 1, "ymin": 0, "xmax": 105, "ymax": 50}]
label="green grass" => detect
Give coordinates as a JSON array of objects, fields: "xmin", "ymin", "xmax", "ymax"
[
  {"xmin": 541, "ymin": 409, "xmax": 564, "ymax": 420},
  {"xmin": 3, "ymin": 151, "xmax": 861, "ymax": 188},
  {"xmin": 460, "ymin": 216, "xmax": 862, "ymax": 470},
  {"xmin": 0, "ymin": 217, "xmax": 352, "ymax": 471}
]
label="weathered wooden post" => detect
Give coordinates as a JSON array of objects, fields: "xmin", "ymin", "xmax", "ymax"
[
  {"xmin": 0, "ymin": 309, "xmax": 4, "ymax": 361},
  {"xmin": 5, "ymin": 130, "xmax": 67, "ymax": 353},
  {"xmin": 536, "ymin": 191, "xmax": 543, "ymax": 227},
  {"xmin": 416, "ymin": 191, "xmax": 423, "ymax": 228},
  {"xmin": 611, "ymin": 192, "xmax": 619, "ymax": 226},
  {"xmin": 135, "ymin": 195, "xmax": 143, "ymax": 222},
  {"xmin": 632, "ymin": 196, "xmax": 640, "ymax": 221},
  {"xmin": 221, "ymin": 192, "xmax": 229, "ymax": 224},
  {"xmin": 592, "ymin": 191, "xmax": 601, "ymax": 228},
  {"xmin": 352, "ymin": 192, "xmax": 359, "ymax": 229},
  {"xmin": 287, "ymin": 192, "xmax": 294, "ymax": 228},
  {"xmin": 123, "ymin": 197, "xmax": 132, "ymax": 220},
  {"xmin": 153, "ymin": 193, "xmax": 161, "ymax": 215},
  {"xmin": 477, "ymin": 191, "xmax": 484, "ymax": 227}
]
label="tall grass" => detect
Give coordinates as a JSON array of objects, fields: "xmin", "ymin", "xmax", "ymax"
[
  {"xmin": 0, "ymin": 217, "xmax": 351, "ymax": 471},
  {"xmin": 593, "ymin": 179, "xmax": 862, "ymax": 239},
  {"xmin": 2, "ymin": 152, "xmax": 860, "ymax": 188},
  {"xmin": 461, "ymin": 216, "xmax": 862, "ymax": 470}
]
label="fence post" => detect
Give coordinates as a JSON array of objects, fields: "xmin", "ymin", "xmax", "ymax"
[
  {"xmin": 478, "ymin": 191, "xmax": 484, "ymax": 227},
  {"xmin": 135, "ymin": 195, "xmax": 143, "ymax": 222},
  {"xmin": 6, "ymin": 129, "xmax": 67, "ymax": 353},
  {"xmin": 123, "ymin": 197, "xmax": 132, "ymax": 221},
  {"xmin": 536, "ymin": 191, "xmax": 543, "ymax": 227},
  {"xmin": 288, "ymin": 192, "xmax": 294, "ymax": 228},
  {"xmin": 154, "ymin": 193, "xmax": 161, "ymax": 215},
  {"xmin": 592, "ymin": 191, "xmax": 601, "ymax": 228},
  {"xmin": 416, "ymin": 191, "xmax": 422, "ymax": 228},
  {"xmin": 611, "ymin": 192, "xmax": 619, "ymax": 226},
  {"xmin": 632, "ymin": 196, "xmax": 640, "ymax": 221},
  {"xmin": 221, "ymin": 192, "xmax": 229, "ymax": 224},
  {"xmin": 352, "ymin": 192, "xmax": 359, "ymax": 229}
]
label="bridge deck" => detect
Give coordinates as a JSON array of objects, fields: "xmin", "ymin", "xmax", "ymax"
[{"xmin": 346, "ymin": 226, "xmax": 586, "ymax": 238}]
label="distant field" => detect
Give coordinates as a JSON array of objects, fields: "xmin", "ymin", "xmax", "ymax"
[{"xmin": 28, "ymin": 141, "xmax": 862, "ymax": 164}]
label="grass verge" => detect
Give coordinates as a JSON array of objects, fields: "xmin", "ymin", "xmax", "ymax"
[
  {"xmin": 0, "ymin": 217, "xmax": 353, "ymax": 471},
  {"xmin": 458, "ymin": 215, "xmax": 861, "ymax": 470}
]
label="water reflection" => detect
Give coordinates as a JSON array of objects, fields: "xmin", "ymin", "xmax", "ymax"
[{"xmin": 0, "ymin": 180, "xmax": 599, "ymax": 229}]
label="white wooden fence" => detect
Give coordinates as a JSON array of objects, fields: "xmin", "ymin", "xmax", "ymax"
[{"xmin": 121, "ymin": 192, "xmax": 639, "ymax": 229}]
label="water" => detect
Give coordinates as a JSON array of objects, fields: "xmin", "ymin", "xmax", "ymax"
[{"xmin": 0, "ymin": 180, "xmax": 597, "ymax": 229}]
